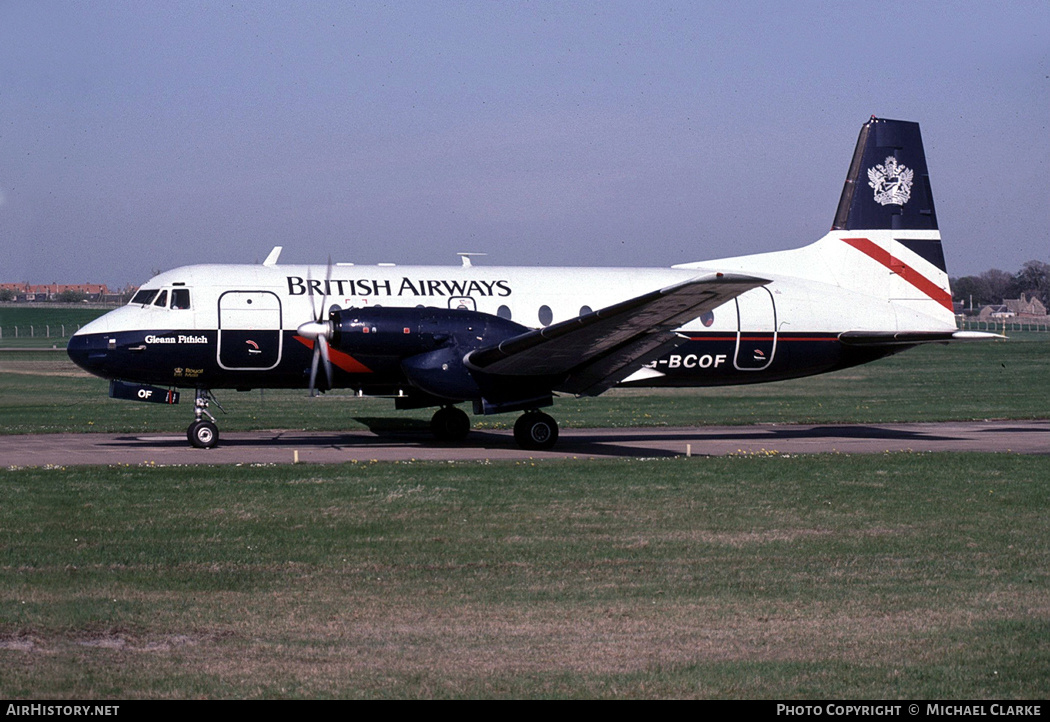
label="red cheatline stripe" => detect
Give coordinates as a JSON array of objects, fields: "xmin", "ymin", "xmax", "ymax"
[
  {"xmin": 841, "ymin": 237, "xmax": 954, "ymax": 311},
  {"xmin": 293, "ymin": 336, "xmax": 373, "ymax": 374}
]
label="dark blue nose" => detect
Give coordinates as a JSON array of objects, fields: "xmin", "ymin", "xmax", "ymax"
[{"xmin": 67, "ymin": 333, "xmax": 113, "ymax": 379}]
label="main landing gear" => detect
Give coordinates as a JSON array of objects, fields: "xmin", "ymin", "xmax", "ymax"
[
  {"xmin": 429, "ymin": 406, "xmax": 559, "ymax": 450},
  {"xmin": 187, "ymin": 389, "xmax": 221, "ymax": 449},
  {"xmin": 513, "ymin": 411, "xmax": 559, "ymax": 450},
  {"xmin": 430, "ymin": 406, "xmax": 471, "ymax": 442}
]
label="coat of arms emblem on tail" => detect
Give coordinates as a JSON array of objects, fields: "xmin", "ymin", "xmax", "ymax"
[{"xmin": 868, "ymin": 156, "xmax": 914, "ymax": 206}]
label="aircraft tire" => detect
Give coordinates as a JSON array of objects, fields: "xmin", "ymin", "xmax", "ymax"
[
  {"xmin": 514, "ymin": 411, "xmax": 559, "ymax": 450},
  {"xmin": 188, "ymin": 420, "xmax": 219, "ymax": 449},
  {"xmin": 430, "ymin": 406, "xmax": 471, "ymax": 442}
]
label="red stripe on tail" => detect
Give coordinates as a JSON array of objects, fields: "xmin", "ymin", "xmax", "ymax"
[{"xmin": 841, "ymin": 237, "xmax": 953, "ymax": 311}]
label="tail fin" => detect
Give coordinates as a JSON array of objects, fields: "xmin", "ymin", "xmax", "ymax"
[
  {"xmin": 829, "ymin": 117, "xmax": 1002, "ymax": 341},
  {"xmin": 833, "ymin": 116, "xmax": 938, "ymax": 233},
  {"xmin": 831, "ymin": 116, "xmax": 947, "ymax": 278},
  {"xmin": 821, "ymin": 116, "xmax": 956, "ymax": 328}
]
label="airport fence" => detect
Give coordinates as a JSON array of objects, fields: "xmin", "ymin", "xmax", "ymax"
[
  {"xmin": 957, "ymin": 318, "xmax": 1050, "ymax": 333},
  {"xmin": 0, "ymin": 324, "xmax": 83, "ymax": 341}
]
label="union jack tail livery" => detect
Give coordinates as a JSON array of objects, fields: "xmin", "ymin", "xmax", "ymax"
[{"xmin": 829, "ymin": 117, "xmax": 954, "ymax": 329}]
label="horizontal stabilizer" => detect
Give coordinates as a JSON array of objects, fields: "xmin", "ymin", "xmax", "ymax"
[
  {"xmin": 839, "ymin": 330, "xmax": 1004, "ymax": 346},
  {"xmin": 468, "ymin": 273, "xmax": 768, "ymax": 396}
]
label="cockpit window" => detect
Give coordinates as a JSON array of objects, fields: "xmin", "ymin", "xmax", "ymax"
[
  {"xmin": 171, "ymin": 289, "xmax": 191, "ymax": 310},
  {"xmin": 131, "ymin": 289, "xmax": 158, "ymax": 305},
  {"xmin": 153, "ymin": 290, "xmax": 168, "ymax": 308}
]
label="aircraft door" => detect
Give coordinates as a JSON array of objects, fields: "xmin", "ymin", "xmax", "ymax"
[
  {"xmin": 734, "ymin": 288, "xmax": 777, "ymax": 371},
  {"xmin": 217, "ymin": 291, "xmax": 283, "ymax": 370}
]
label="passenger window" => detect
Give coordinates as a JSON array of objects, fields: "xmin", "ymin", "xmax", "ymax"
[
  {"xmin": 538, "ymin": 305, "xmax": 553, "ymax": 326},
  {"xmin": 131, "ymin": 289, "xmax": 158, "ymax": 305},
  {"xmin": 580, "ymin": 305, "xmax": 593, "ymax": 316},
  {"xmin": 171, "ymin": 289, "xmax": 191, "ymax": 310},
  {"xmin": 497, "ymin": 305, "xmax": 512, "ymax": 320},
  {"xmin": 153, "ymin": 290, "xmax": 168, "ymax": 308}
]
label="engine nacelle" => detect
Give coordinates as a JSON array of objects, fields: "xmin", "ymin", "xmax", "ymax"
[
  {"xmin": 400, "ymin": 345, "xmax": 480, "ymax": 400},
  {"xmin": 329, "ymin": 306, "xmax": 528, "ymax": 400}
]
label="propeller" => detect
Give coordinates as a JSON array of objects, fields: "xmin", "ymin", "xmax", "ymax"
[{"xmin": 297, "ymin": 257, "xmax": 335, "ymax": 396}]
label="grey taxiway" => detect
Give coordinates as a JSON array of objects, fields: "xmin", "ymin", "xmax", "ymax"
[{"xmin": 1, "ymin": 420, "xmax": 1047, "ymax": 467}]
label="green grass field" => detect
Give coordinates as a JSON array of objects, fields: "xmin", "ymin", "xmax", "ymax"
[
  {"xmin": 1, "ymin": 308, "xmax": 1048, "ymax": 698},
  {"xmin": 1, "ymin": 455, "xmax": 1047, "ymax": 698}
]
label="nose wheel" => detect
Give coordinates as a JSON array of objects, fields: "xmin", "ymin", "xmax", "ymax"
[
  {"xmin": 188, "ymin": 419, "xmax": 219, "ymax": 449},
  {"xmin": 187, "ymin": 388, "xmax": 221, "ymax": 449}
]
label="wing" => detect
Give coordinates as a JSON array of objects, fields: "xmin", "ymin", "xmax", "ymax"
[{"xmin": 467, "ymin": 273, "xmax": 768, "ymax": 396}]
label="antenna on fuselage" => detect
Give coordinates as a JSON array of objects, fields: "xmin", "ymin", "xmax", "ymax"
[
  {"xmin": 263, "ymin": 246, "xmax": 283, "ymax": 266},
  {"xmin": 457, "ymin": 252, "xmax": 487, "ymax": 268}
]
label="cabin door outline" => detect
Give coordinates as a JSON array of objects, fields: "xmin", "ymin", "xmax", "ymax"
[
  {"xmin": 217, "ymin": 290, "xmax": 283, "ymax": 371},
  {"xmin": 734, "ymin": 287, "xmax": 777, "ymax": 371}
]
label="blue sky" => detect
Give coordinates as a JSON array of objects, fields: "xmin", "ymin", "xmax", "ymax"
[{"xmin": 2, "ymin": 1, "xmax": 1047, "ymax": 286}]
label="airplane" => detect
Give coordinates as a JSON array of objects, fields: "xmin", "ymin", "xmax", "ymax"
[{"xmin": 68, "ymin": 116, "xmax": 995, "ymax": 450}]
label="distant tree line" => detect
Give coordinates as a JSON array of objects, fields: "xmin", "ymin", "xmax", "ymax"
[{"xmin": 951, "ymin": 260, "xmax": 1050, "ymax": 310}]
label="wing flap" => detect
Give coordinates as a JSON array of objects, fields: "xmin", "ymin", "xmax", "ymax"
[{"xmin": 468, "ymin": 273, "xmax": 768, "ymax": 395}]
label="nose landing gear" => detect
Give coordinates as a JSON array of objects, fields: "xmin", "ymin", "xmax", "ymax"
[
  {"xmin": 188, "ymin": 419, "xmax": 218, "ymax": 449},
  {"xmin": 187, "ymin": 389, "xmax": 222, "ymax": 449}
]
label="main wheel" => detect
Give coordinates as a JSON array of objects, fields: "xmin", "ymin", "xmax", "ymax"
[
  {"xmin": 430, "ymin": 406, "xmax": 471, "ymax": 442},
  {"xmin": 513, "ymin": 411, "xmax": 559, "ymax": 450},
  {"xmin": 187, "ymin": 419, "xmax": 219, "ymax": 449}
]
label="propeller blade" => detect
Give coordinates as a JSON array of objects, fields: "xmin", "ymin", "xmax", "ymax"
[
  {"xmin": 317, "ymin": 334, "xmax": 333, "ymax": 390},
  {"xmin": 302, "ymin": 256, "xmax": 335, "ymax": 397},
  {"xmin": 317, "ymin": 254, "xmax": 333, "ymax": 322},
  {"xmin": 308, "ymin": 344, "xmax": 321, "ymax": 397},
  {"xmin": 298, "ymin": 318, "xmax": 334, "ymax": 397}
]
